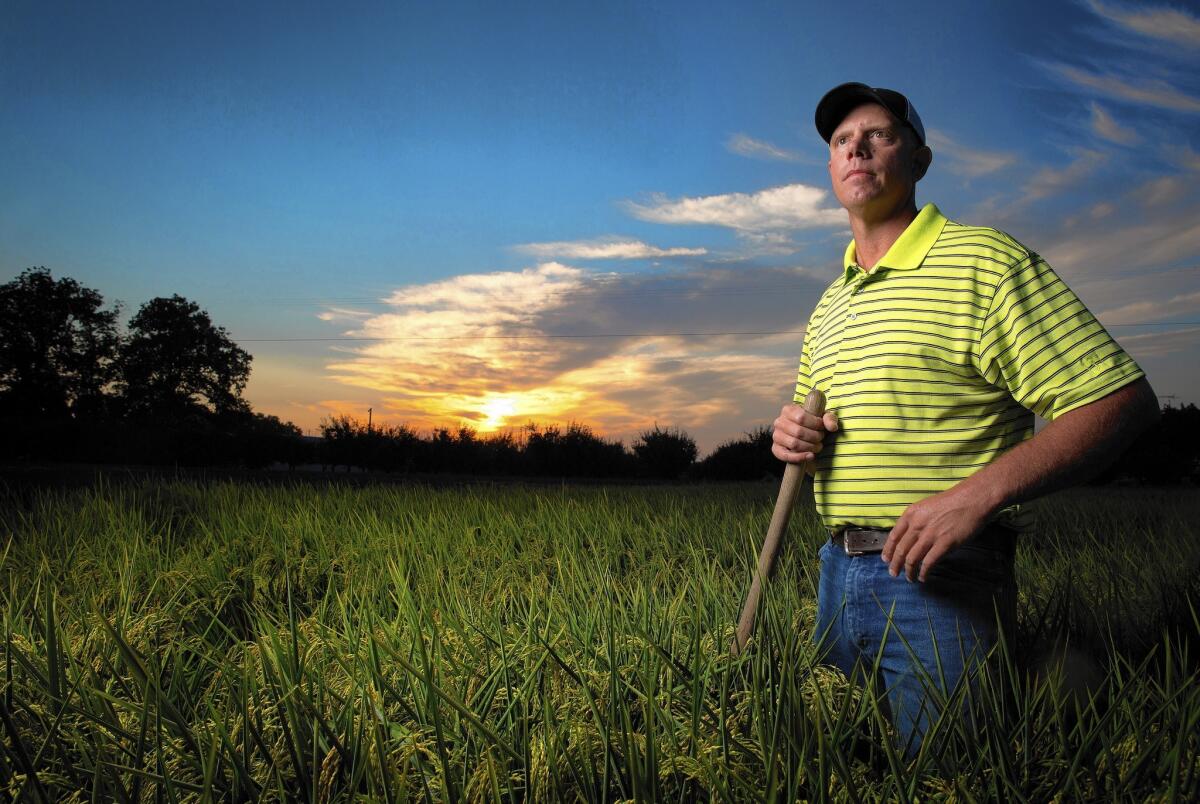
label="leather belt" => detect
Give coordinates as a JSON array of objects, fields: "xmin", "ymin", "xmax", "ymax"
[
  {"xmin": 830, "ymin": 527, "xmax": 889, "ymax": 556},
  {"xmin": 830, "ymin": 524, "xmax": 1018, "ymax": 557}
]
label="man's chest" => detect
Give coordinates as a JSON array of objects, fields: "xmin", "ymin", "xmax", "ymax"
[{"xmin": 807, "ymin": 269, "xmax": 992, "ymax": 398}]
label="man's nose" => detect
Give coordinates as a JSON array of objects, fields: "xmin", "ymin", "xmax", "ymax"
[{"xmin": 847, "ymin": 132, "xmax": 870, "ymax": 158}]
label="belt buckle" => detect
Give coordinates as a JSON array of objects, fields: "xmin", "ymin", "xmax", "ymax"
[
  {"xmin": 841, "ymin": 527, "xmax": 886, "ymax": 556},
  {"xmin": 844, "ymin": 534, "xmax": 866, "ymax": 557}
]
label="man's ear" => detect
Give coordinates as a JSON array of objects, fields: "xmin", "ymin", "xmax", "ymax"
[{"xmin": 913, "ymin": 145, "xmax": 933, "ymax": 182}]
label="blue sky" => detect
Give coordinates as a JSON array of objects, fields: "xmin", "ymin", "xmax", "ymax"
[{"xmin": 2, "ymin": 0, "xmax": 1197, "ymax": 450}]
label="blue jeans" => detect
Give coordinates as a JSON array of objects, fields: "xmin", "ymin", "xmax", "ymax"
[{"xmin": 814, "ymin": 529, "xmax": 1017, "ymax": 755}]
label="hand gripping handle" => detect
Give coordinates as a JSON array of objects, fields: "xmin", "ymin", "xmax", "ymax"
[{"xmin": 731, "ymin": 388, "xmax": 827, "ymax": 655}]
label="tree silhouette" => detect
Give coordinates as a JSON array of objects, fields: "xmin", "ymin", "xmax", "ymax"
[
  {"xmin": 237, "ymin": 412, "xmax": 308, "ymax": 469},
  {"xmin": 696, "ymin": 426, "xmax": 781, "ymax": 481},
  {"xmin": 0, "ymin": 268, "xmax": 120, "ymax": 418},
  {"xmin": 632, "ymin": 424, "xmax": 698, "ymax": 479},
  {"xmin": 1095, "ymin": 402, "xmax": 1200, "ymax": 485},
  {"xmin": 118, "ymin": 295, "xmax": 251, "ymax": 417},
  {"xmin": 524, "ymin": 421, "xmax": 632, "ymax": 477}
]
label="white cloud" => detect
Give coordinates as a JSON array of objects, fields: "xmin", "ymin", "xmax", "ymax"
[
  {"xmin": 1087, "ymin": 0, "xmax": 1200, "ymax": 48},
  {"xmin": 1046, "ymin": 205, "xmax": 1200, "ymax": 279},
  {"xmin": 926, "ymin": 129, "xmax": 1017, "ymax": 178},
  {"xmin": 320, "ymin": 261, "xmax": 829, "ymax": 452},
  {"xmin": 1045, "ymin": 62, "xmax": 1200, "ymax": 113},
  {"xmin": 317, "ymin": 307, "xmax": 373, "ymax": 322},
  {"xmin": 327, "ymin": 263, "xmax": 593, "ymax": 403},
  {"xmin": 624, "ymin": 183, "xmax": 844, "ymax": 233},
  {"xmin": 736, "ymin": 230, "xmax": 805, "ymax": 256},
  {"xmin": 1164, "ymin": 144, "xmax": 1200, "ymax": 172},
  {"xmin": 1133, "ymin": 176, "xmax": 1188, "ymax": 208},
  {"xmin": 514, "ymin": 237, "xmax": 707, "ymax": 260},
  {"xmin": 1118, "ymin": 327, "xmax": 1200, "ymax": 359},
  {"xmin": 380, "ymin": 261, "xmax": 583, "ymax": 315},
  {"xmin": 1100, "ymin": 288, "xmax": 1200, "ymax": 325},
  {"xmin": 1023, "ymin": 149, "xmax": 1108, "ymax": 199},
  {"xmin": 726, "ymin": 133, "xmax": 806, "ymax": 162},
  {"xmin": 1088, "ymin": 102, "xmax": 1140, "ymax": 145}
]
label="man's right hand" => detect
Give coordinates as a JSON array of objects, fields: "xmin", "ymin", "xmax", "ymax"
[{"xmin": 771, "ymin": 404, "xmax": 839, "ymax": 467}]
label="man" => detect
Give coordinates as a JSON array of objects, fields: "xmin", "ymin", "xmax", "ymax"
[{"xmin": 771, "ymin": 82, "xmax": 1159, "ymax": 752}]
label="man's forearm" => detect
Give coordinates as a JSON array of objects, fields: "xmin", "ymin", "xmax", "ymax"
[
  {"xmin": 958, "ymin": 377, "xmax": 1160, "ymax": 519},
  {"xmin": 883, "ymin": 377, "xmax": 1160, "ymax": 581}
]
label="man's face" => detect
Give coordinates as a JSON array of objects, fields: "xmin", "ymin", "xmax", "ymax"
[{"xmin": 827, "ymin": 102, "xmax": 927, "ymax": 218}]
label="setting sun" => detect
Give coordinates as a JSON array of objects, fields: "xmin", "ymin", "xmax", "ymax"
[{"xmin": 479, "ymin": 396, "xmax": 517, "ymax": 430}]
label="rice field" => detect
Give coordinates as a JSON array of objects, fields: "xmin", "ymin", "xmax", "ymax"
[{"xmin": 1, "ymin": 476, "xmax": 1198, "ymax": 801}]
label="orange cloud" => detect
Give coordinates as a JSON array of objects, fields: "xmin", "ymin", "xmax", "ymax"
[{"xmin": 320, "ymin": 261, "xmax": 825, "ymax": 449}]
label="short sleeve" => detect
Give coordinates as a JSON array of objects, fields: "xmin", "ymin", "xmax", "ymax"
[
  {"xmin": 792, "ymin": 326, "xmax": 816, "ymax": 405},
  {"xmin": 974, "ymin": 255, "xmax": 1144, "ymax": 420}
]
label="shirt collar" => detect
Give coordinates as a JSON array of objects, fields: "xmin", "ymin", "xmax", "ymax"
[{"xmin": 842, "ymin": 202, "xmax": 948, "ymax": 280}]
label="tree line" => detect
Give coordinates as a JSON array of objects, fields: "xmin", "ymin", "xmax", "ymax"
[
  {"xmin": 315, "ymin": 416, "xmax": 783, "ymax": 481},
  {"xmin": 0, "ymin": 268, "xmax": 300, "ymax": 467},
  {"xmin": 0, "ymin": 267, "xmax": 784, "ymax": 479},
  {"xmin": 3, "ymin": 267, "xmax": 1196, "ymax": 483}
]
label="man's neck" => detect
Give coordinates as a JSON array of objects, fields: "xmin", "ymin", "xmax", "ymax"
[{"xmin": 848, "ymin": 203, "xmax": 919, "ymax": 272}]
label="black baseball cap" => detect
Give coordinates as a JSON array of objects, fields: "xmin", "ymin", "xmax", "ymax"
[{"xmin": 815, "ymin": 82, "xmax": 926, "ymax": 147}]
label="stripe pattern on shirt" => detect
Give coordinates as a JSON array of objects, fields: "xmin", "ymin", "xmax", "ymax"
[{"xmin": 793, "ymin": 204, "xmax": 1144, "ymax": 531}]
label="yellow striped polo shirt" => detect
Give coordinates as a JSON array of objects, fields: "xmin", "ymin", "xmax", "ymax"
[{"xmin": 793, "ymin": 203, "xmax": 1144, "ymax": 531}]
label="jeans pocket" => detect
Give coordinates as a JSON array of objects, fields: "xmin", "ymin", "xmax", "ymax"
[
  {"xmin": 925, "ymin": 543, "xmax": 1011, "ymax": 594},
  {"xmin": 922, "ymin": 542, "xmax": 1017, "ymax": 643}
]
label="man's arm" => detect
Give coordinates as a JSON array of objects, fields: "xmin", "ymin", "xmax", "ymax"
[{"xmin": 882, "ymin": 377, "xmax": 1160, "ymax": 582}]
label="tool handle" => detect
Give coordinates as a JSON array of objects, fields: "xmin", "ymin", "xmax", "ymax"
[{"xmin": 731, "ymin": 388, "xmax": 826, "ymax": 655}]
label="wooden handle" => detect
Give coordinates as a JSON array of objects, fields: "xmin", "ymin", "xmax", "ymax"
[{"xmin": 731, "ymin": 388, "xmax": 826, "ymax": 655}]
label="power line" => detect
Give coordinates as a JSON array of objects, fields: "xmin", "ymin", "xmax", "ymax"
[
  {"xmin": 231, "ymin": 321, "xmax": 1200, "ymax": 343},
  {"xmin": 215, "ymin": 286, "xmax": 821, "ymax": 308},
  {"xmin": 195, "ymin": 260, "xmax": 1200, "ymax": 308},
  {"xmin": 236, "ymin": 329, "xmax": 809, "ymax": 342}
]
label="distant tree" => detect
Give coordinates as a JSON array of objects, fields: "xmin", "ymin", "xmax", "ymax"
[
  {"xmin": 372, "ymin": 422, "xmax": 424, "ymax": 472},
  {"xmin": 118, "ymin": 295, "xmax": 251, "ymax": 417},
  {"xmin": 429, "ymin": 427, "xmax": 459, "ymax": 473},
  {"xmin": 522, "ymin": 421, "xmax": 632, "ymax": 477},
  {"xmin": 632, "ymin": 424, "xmax": 698, "ymax": 479},
  {"xmin": 319, "ymin": 415, "xmax": 361, "ymax": 472},
  {"xmin": 482, "ymin": 429, "xmax": 522, "ymax": 475},
  {"xmin": 1118, "ymin": 403, "xmax": 1200, "ymax": 485},
  {"xmin": 0, "ymin": 267, "xmax": 120, "ymax": 418},
  {"xmin": 558, "ymin": 422, "xmax": 631, "ymax": 477},
  {"xmin": 697, "ymin": 426, "xmax": 782, "ymax": 481},
  {"xmin": 234, "ymin": 411, "xmax": 308, "ymax": 469}
]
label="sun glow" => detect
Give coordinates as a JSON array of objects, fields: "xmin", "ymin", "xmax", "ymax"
[
  {"xmin": 319, "ymin": 261, "xmax": 806, "ymax": 449},
  {"xmin": 479, "ymin": 396, "xmax": 517, "ymax": 430}
]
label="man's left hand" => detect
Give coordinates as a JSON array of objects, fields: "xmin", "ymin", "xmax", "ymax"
[{"xmin": 881, "ymin": 486, "xmax": 993, "ymax": 582}]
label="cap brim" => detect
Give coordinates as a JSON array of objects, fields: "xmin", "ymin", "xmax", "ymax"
[
  {"xmin": 815, "ymin": 82, "xmax": 926, "ymax": 147},
  {"xmin": 815, "ymin": 82, "xmax": 893, "ymax": 143}
]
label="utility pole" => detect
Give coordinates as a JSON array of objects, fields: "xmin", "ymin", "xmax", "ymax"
[{"xmin": 368, "ymin": 407, "xmax": 373, "ymax": 432}]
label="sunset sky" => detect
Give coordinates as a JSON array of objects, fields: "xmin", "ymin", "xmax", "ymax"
[{"xmin": 3, "ymin": 0, "xmax": 1197, "ymax": 453}]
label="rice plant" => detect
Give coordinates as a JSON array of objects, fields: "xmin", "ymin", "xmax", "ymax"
[{"xmin": 1, "ymin": 477, "xmax": 1197, "ymax": 801}]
